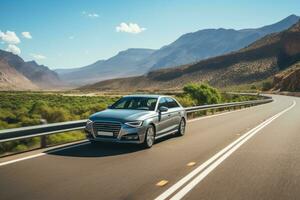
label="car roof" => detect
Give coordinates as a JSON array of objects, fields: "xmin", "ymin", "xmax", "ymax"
[{"xmin": 124, "ymin": 94, "xmax": 172, "ymax": 98}]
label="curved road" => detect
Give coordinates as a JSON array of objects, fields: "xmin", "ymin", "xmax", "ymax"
[{"xmin": 0, "ymin": 95, "xmax": 299, "ymax": 200}]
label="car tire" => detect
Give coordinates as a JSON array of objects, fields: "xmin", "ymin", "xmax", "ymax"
[
  {"xmin": 177, "ymin": 118, "xmax": 186, "ymax": 136},
  {"xmin": 143, "ymin": 125, "xmax": 155, "ymax": 148}
]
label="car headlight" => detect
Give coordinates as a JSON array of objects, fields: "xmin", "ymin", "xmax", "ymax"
[
  {"xmin": 85, "ymin": 119, "xmax": 93, "ymax": 132},
  {"xmin": 125, "ymin": 121, "xmax": 143, "ymax": 128}
]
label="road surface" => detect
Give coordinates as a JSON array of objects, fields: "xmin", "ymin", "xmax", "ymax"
[{"xmin": 0, "ymin": 94, "xmax": 299, "ymax": 200}]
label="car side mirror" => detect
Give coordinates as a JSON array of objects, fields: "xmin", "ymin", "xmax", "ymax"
[{"xmin": 159, "ymin": 106, "xmax": 168, "ymax": 112}]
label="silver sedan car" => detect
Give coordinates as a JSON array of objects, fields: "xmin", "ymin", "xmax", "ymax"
[{"xmin": 85, "ymin": 95, "xmax": 187, "ymax": 148}]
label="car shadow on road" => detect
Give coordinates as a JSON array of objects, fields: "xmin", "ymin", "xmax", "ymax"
[
  {"xmin": 47, "ymin": 142, "xmax": 145, "ymax": 158},
  {"xmin": 47, "ymin": 135, "xmax": 177, "ymax": 158}
]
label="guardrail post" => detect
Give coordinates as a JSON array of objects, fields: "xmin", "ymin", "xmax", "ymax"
[
  {"xmin": 190, "ymin": 112, "xmax": 194, "ymax": 119},
  {"xmin": 40, "ymin": 119, "xmax": 47, "ymax": 148},
  {"xmin": 41, "ymin": 136, "xmax": 47, "ymax": 148}
]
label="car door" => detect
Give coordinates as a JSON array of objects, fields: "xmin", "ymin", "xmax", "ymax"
[
  {"xmin": 156, "ymin": 97, "xmax": 173, "ymax": 135},
  {"xmin": 166, "ymin": 97, "xmax": 182, "ymax": 130}
]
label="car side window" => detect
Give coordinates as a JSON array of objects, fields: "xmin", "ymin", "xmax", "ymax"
[
  {"xmin": 147, "ymin": 98, "xmax": 158, "ymax": 110},
  {"xmin": 166, "ymin": 97, "xmax": 180, "ymax": 108},
  {"xmin": 158, "ymin": 97, "xmax": 168, "ymax": 108},
  {"xmin": 113, "ymin": 98, "xmax": 127, "ymax": 109}
]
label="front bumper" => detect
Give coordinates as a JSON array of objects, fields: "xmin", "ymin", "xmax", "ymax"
[{"xmin": 85, "ymin": 123, "xmax": 147, "ymax": 144}]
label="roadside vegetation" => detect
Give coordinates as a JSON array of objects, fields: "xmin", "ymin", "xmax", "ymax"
[
  {"xmin": 0, "ymin": 91, "xmax": 118, "ymax": 129},
  {"xmin": 0, "ymin": 92, "xmax": 118, "ymax": 155},
  {"xmin": 0, "ymin": 85, "xmax": 259, "ymax": 156},
  {"xmin": 221, "ymin": 78, "xmax": 274, "ymax": 93},
  {"xmin": 175, "ymin": 83, "xmax": 258, "ymax": 107}
]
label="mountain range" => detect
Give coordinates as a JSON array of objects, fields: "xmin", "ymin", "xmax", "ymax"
[
  {"xmin": 58, "ymin": 14, "xmax": 300, "ymax": 86},
  {"xmin": 1, "ymin": 15, "xmax": 299, "ymax": 91},
  {"xmin": 80, "ymin": 19, "xmax": 300, "ymax": 91},
  {"xmin": 0, "ymin": 50, "xmax": 63, "ymax": 90},
  {"xmin": 56, "ymin": 48, "xmax": 155, "ymax": 86}
]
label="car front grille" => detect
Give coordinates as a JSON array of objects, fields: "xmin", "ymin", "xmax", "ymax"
[{"xmin": 93, "ymin": 121, "xmax": 121, "ymax": 138}]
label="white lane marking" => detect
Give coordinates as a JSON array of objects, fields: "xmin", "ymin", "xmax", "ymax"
[
  {"xmin": 0, "ymin": 141, "xmax": 89, "ymax": 167},
  {"xmin": 188, "ymin": 99, "xmax": 275, "ymax": 123},
  {"xmin": 0, "ymin": 153, "xmax": 46, "ymax": 167},
  {"xmin": 156, "ymin": 100, "xmax": 295, "ymax": 200}
]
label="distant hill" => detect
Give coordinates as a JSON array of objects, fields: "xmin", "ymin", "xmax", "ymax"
[
  {"xmin": 0, "ymin": 59, "xmax": 38, "ymax": 90},
  {"xmin": 80, "ymin": 20, "xmax": 300, "ymax": 91},
  {"xmin": 58, "ymin": 15, "xmax": 299, "ymax": 86},
  {"xmin": 0, "ymin": 50, "xmax": 63, "ymax": 90},
  {"xmin": 56, "ymin": 48, "xmax": 155, "ymax": 86}
]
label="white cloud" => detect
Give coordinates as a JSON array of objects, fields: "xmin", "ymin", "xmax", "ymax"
[
  {"xmin": 0, "ymin": 30, "xmax": 20, "ymax": 44},
  {"xmin": 6, "ymin": 44, "xmax": 21, "ymax": 55},
  {"xmin": 82, "ymin": 11, "xmax": 99, "ymax": 18},
  {"xmin": 116, "ymin": 22, "xmax": 146, "ymax": 34},
  {"xmin": 22, "ymin": 32, "xmax": 32, "ymax": 39},
  {"xmin": 88, "ymin": 13, "xmax": 99, "ymax": 18},
  {"xmin": 30, "ymin": 53, "xmax": 46, "ymax": 60}
]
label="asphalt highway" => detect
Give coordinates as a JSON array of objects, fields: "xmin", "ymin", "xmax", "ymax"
[{"xmin": 0, "ymin": 95, "xmax": 299, "ymax": 200}]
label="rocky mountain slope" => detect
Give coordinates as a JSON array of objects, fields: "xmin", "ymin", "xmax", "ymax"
[
  {"xmin": 56, "ymin": 48, "xmax": 155, "ymax": 86},
  {"xmin": 273, "ymin": 62, "xmax": 300, "ymax": 91},
  {"xmin": 0, "ymin": 59, "xmax": 38, "ymax": 90},
  {"xmin": 0, "ymin": 50, "xmax": 63, "ymax": 90},
  {"xmin": 80, "ymin": 20, "xmax": 300, "ymax": 91}
]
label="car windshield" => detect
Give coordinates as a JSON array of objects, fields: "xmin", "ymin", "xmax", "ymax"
[{"xmin": 110, "ymin": 97, "xmax": 158, "ymax": 111}]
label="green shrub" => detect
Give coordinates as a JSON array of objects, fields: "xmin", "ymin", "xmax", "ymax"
[
  {"xmin": 183, "ymin": 83, "xmax": 221, "ymax": 105},
  {"xmin": 14, "ymin": 144, "xmax": 28, "ymax": 152},
  {"xmin": 47, "ymin": 131, "xmax": 85, "ymax": 146},
  {"xmin": 175, "ymin": 95, "xmax": 196, "ymax": 107},
  {"xmin": 250, "ymin": 85, "xmax": 257, "ymax": 90},
  {"xmin": 261, "ymin": 81, "xmax": 273, "ymax": 91}
]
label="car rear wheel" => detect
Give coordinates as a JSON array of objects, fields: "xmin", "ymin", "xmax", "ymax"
[
  {"xmin": 143, "ymin": 125, "xmax": 155, "ymax": 148},
  {"xmin": 177, "ymin": 118, "xmax": 186, "ymax": 136}
]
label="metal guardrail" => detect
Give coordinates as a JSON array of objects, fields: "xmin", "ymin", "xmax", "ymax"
[
  {"xmin": 0, "ymin": 120, "xmax": 86, "ymax": 143},
  {"xmin": 185, "ymin": 99, "xmax": 272, "ymax": 113},
  {"xmin": 0, "ymin": 96, "xmax": 273, "ymax": 144}
]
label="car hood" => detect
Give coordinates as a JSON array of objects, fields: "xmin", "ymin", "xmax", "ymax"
[{"xmin": 89, "ymin": 109, "xmax": 156, "ymax": 122}]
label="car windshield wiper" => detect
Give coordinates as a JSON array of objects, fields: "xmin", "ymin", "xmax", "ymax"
[{"xmin": 137, "ymin": 107, "xmax": 149, "ymax": 110}]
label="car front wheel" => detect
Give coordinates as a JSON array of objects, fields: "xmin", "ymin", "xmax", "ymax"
[
  {"xmin": 143, "ymin": 125, "xmax": 155, "ymax": 148},
  {"xmin": 177, "ymin": 118, "xmax": 186, "ymax": 136}
]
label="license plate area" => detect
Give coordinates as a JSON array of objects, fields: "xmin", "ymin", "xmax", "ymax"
[{"xmin": 97, "ymin": 131, "xmax": 114, "ymax": 136}]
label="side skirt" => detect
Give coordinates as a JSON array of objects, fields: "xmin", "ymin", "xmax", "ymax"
[{"xmin": 155, "ymin": 129, "xmax": 178, "ymax": 140}]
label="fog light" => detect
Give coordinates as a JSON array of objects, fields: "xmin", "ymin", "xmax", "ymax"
[{"xmin": 124, "ymin": 135, "xmax": 139, "ymax": 140}]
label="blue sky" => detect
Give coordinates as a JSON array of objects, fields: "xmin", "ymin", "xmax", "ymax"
[{"xmin": 0, "ymin": 0, "xmax": 299, "ymax": 69}]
